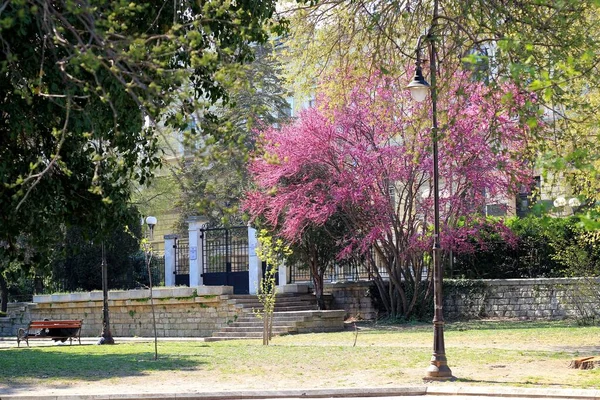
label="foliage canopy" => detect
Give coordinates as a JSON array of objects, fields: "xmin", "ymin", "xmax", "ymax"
[{"xmin": 0, "ymin": 0, "xmax": 283, "ymax": 309}]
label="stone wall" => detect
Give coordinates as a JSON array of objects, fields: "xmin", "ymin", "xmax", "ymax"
[
  {"xmin": 3, "ymin": 278, "xmax": 597, "ymax": 339},
  {"xmin": 22, "ymin": 286, "xmax": 243, "ymax": 337},
  {"xmin": 444, "ymin": 278, "xmax": 599, "ymax": 321},
  {"xmin": 0, "ymin": 302, "xmax": 36, "ymax": 336},
  {"xmin": 324, "ymin": 278, "xmax": 600, "ymax": 322},
  {"xmin": 325, "ymin": 281, "xmax": 379, "ymax": 320}
]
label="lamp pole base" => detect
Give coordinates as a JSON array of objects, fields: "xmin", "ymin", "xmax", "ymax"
[
  {"xmin": 425, "ymin": 362, "xmax": 453, "ymax": 380},
  {"xmin": 98, "ymin": 325, "xmax": 115, "ymax": 345}
]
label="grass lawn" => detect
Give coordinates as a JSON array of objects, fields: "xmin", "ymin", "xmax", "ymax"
[{"xmin": 2, "ymin": 320, "xmax": 600, "ymax": 395}]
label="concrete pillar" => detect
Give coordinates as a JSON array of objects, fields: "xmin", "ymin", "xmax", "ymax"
[
  {"xmin": 163, "ymin": 234, "xmax": 178, "ymax": 287},
  {"xmin": 278, "ymin": 261, "xmax": 289, "ymax": 289},
  {"xmin": 188, "ymin": 216, "xmax": 208, "ymax": 287},
  {"xmin": 248, "ymin": 225, "xmax": 262, "ymax": 295}
]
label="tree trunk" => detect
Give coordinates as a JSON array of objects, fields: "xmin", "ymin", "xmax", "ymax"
[
  {"xmin": 314, "ymin": 273, "xmax": 326, "ymax": 310},
  {"xmin": 268, "ymin": 310, "xmax": 274, "ymax": 341},
  {"xmin": 263, "ymin": 315, "xmax": 269, "ymax": 345},
  {"xmin": 309, "ymin": 257, "xmax": 326, "ymax": 310},
  {"xmin": 307, "ymin": 244, "xmax": 327, "ymax": 310},
  {"xmin": 0, "ymin": 273, "xmax": 7, "ymax": 313},
  {"xmin": 367, "ymin": 254, "xmax": 391, "ymax": 316}
]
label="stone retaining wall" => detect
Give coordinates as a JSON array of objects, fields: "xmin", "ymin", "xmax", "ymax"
[
  {"xmin": 325, "ymin": 282, "xmax": 378, "ymax": 320},
  {"xmin": 0, "ymin": 302, "xmax": 35, "ymax": 336},
  {"xmin": 8, "ymin": 286, "xmax": 243, "ymax": 338},
  {"xmin": 444, "ymin": 278, "xmax": 599, "ymax": 320},
  {"xmin": 2, "ymin": 278, "xmax": 597, "ymax": 338},
  {"xmin": 293, "ymin": 310, "xmax": 347, "ymax": 333},
  {"xmin": 289, "ymin": 278, "xmax": 600, "ymax": 321},
  {"xmin": 324, "ymin": 278, "xmax": 599, "ymax": 321}
]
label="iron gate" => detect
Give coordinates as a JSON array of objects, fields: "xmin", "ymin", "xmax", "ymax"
[
  {"xmin": 174, "ymin": 239, "xmax": 190, "ymax": 286},
  {"xmin": 201, "ymin": 226, "xmax": 249, "ymax": 294}
]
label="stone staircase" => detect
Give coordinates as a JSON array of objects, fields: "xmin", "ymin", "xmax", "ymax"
[{"xmin": 205, "ymin": 293, "xmax": 345, "ymax": 341}]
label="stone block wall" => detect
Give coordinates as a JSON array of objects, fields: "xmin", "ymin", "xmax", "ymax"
[
  {"xmin": 0, "ymin": 302, "xmax": 36, "ymax": 336},
  {"xmin": 3, "ymin": 278, "xmax": 598, "ymax": 339},
  {"xmin": 444, "ymin": 278, "xmax": 599, "ymax": 320},
  {"xmin": 293, "ymin": 310, "xmax": 347, "ymax": 333},
  {"xmin": 23, "ymin": 286, "xmax": 244, "ymax": 337},
  {"xmin": 324, "ymin": 278, "xmax": 599, "ymax": 322},
  {"xmin": 326, "ymin": 281, "xmax": 378, "ymax": 320}
]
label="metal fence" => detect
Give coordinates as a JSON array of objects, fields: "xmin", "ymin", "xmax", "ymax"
[
  {"xmin": 145, "ymin": 253, "xmax": 165, "ymax": 287},
  {"xmin": 289, "ymin": 260, "xmax": 312, "ymax": 283},
  {"xmin": 10, "ymin": 252, "xmax": 166, "ymax": 302},
  {"xmin": 175, "ymin": 240, "xmax": 190, "ymax": 275},
  {"xmin": 289, "ymin": 259, "xmax": 378, "ymax": 283},
  {"xmin": 202, "ymin": 226, "xmax": 249, "ymax": 273}
]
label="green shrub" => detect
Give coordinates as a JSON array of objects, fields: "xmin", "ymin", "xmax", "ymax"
[{"xmin": 451, "ymin": 216, "xmax": 599, "ymax": 279}]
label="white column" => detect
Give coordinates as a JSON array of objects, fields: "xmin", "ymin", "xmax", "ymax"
[
  {"xmin": 188, "ymin": 216, "xmax": 208, "ymax": 287},
  {"xmin": 278, "ymin": 261, "xmax": 289, "ymax": 289},
  {"xmin": 163, "ymin": 234, "xmax": 178, "ymax": 287},
  {"xmin": 248, "ymin": 225, "xmax": 262, "ymax": 295}
]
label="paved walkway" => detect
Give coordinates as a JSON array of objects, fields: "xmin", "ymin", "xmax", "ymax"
[{"xmin": 1, "ymin": 386, "xmax": 599, "ymax": 400}]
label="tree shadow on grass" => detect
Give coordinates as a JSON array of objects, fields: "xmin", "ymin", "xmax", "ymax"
[{"xmin": 0, "ymin": 344, "xmax": 209, "ymax": 394}]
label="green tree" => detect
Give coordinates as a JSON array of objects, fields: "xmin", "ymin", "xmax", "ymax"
[
  {"xmin": 49, "ymin": 208, "xmax": 144, "ymax": 293},
  {"xmin": 174, "ymin": 42, "xmax": 291, "ymax": 229},
  {"xmin": 254, "ymin": 229, "xmax": 291, "ymax": 345},
  {"xmin": 0, "ymin": 1, "xmax": 284, "ymax": 312},
  {"xmin": 286, "ymin": 215, "xmax": 351, "ymax": 310},
  {"xmin": 282, "ymin": 0, "xmax": 600, "ymax": 213}
]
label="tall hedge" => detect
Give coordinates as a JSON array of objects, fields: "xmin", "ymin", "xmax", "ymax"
[{"xmin": 451, "ymin": 216, "xmax": 599, "ymax": 279}]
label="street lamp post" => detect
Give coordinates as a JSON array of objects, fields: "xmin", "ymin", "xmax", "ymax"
[
  {"xmin": 145, "ymin": 216, "xmax": 157, "ymax": 241},
  {"xmin": 99, "ymin": 240, "xmax": 115, "ymax": 344},
  {"xmin": 407, "ymin": 1, "xmax": 452, "ymax": 380},
  {"xmin": 144, "ymin": 216, "xmax": 159, "ymax": 360}
]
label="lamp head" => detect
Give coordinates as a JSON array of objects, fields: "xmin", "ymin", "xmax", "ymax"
[
  {"xmin": 145, "ymin": 216, "xmax": 157, "ymax": 240},
  {"xmin": 407, "ymin": 67, "xmax": 430, "ymax": 103},
  {"xmin": 553, "ymin": 196, "xmax": 566, "ymax": 208},
  {"xmin": 145, "ymin": 216, "xmax": 157, "ymax": 228},
  {"xmin": 568, "ymin": 197, "xmax": 581, "ymax": 208}
]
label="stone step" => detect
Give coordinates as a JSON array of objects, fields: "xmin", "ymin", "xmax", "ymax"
[
  {"xmin": 204, "ymin": 336, "xmax": 257, "ymax": 342},
  {"xmin": 229, "ymin": 318, "xmax": 307, "ymax": 327},
  {"xmin": 234, "ymin": 311, "xmax": 314, "ymax": 320},
  {"xmin": 232, "ymin": 304, "xmax": 316, "ymax": 312},
  {"xmin": 219, "ymin": 325, "xmax": 297, "ymax": 333},
  {"xmin": 235, "ymin": 310, "xmax": 327, "ymax": 322},
  {"xmin": 224, "ymin": 294, "xmax": 316, "ymax": 302},
  {"xmin": 228, "ymin": 318, "xmax": 285, "ymax": 324},
  {"xmin": 257, "ymin": 302, "xmax": 316, "ymax": 308},
  {"xmin": 275, "ymin": 306, "xmax": 315, "ymax": 312},
  {"xmin": 229, "ymin": 298, "xmax": 316, "ymax": 306},
  {"xmin": 212, "ymin": 331, "xmax": 262, "ymax": 338},
  {"xmin": 225, "ymin": 322, "xmax": 264, "ymax": 328},
  {"xmin": 211, "ymin": 328, "xmax": 297, "ymax": 338},
  {"xmin": 233, "ymin": 310, "xmax": 312, "ymax": 322},
  {"xmin": 228, "ymin": 294, "xmax": 317, "ymax": 301},
  {"xmin": 209, "ymin": 293, "xmax": 344, "ymax": 340}
]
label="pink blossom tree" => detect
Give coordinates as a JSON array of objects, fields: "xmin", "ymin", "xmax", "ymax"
[{"xmin": 244, "ymin": 70, "xmax": 539, "ymax": 318}]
